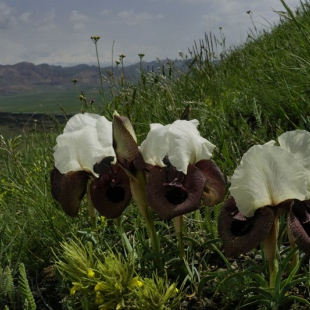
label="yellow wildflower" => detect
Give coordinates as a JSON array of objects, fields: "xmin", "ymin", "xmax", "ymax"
[
  {"xmin": 95, "ymin": 282, "xmax": 110, "ymax": 292},
  {"xmin": 70, "ymin": 284, "xmax": 80, "ymax": 295},
  {"xmin": 129, "ymin": 276, "xmax": 143, "ymax": 289},
  {"xmin": 87, "ymin": 269, "xmax": 95, "ymax": 278}
]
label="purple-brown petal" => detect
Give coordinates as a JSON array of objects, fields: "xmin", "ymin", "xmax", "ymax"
[
  {"xmin": 218, "ymin": 196, "xmax": 274, "ymax": 257},
  {"xmin": 288, "ymin": 200, "xmax": 310, "ymax": 256},
  {"xmin": 50, "ymin": 167, "xmax": 88, "ymax": 217},
  {"xmin": 90, "ymin": 164, "xmax": 132, "ymax": 219},
  {"xmin": 146, "ymin": 164, "xmax": 205, "ymax": 220},
  {"xmin": 195, "ymin": 159, "xmax": 226, "ymax": 206},
  {"xmin": 112, "ymin": 115, "xmax": 139, "ymax": 170}
]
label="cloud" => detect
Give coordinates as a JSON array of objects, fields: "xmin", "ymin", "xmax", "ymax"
[
  {"xmin": 20, "ymin": 12, "xmax": 32, "ymax": 23},
  {"xmin": 35, "ymin": 10, "xmax": 57, "ymax": 32},
  {"xmin": 101, "ymin": 9, "xmax": 112, "ymax": 16},
  {"xmin": 0, "ymin": 2, "xmax": 16, "ymax": 29},
  {"xmin": 117, "ymin": 10, "xmax": 163, "ymax": 25},
  {"xmin": 69, "ymin": 10, "xmax": 89, "ymax": 30}
]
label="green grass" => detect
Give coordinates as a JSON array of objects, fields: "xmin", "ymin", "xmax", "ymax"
[{"xmin": 1, "ymin": 1, "xmax": 310, "ymax": 309}]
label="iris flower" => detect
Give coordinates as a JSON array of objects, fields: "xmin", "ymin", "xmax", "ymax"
[
  {"xmin": 218, "ymin": 130, "xmax": 310, "ymax": 259},
  {"xmin": 218, "ymin": 130, "xmax": 310, "ymax": 288},
  {"xmin": 50, "ymin": 113, "xmax": 131, "ymax": 219},
  {"xmin": 139, "ymin": 119, "xmax": 226, "ymax": 220}
]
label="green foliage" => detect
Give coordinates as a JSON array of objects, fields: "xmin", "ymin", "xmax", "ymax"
[
  {"xmin": 132, "ymin": 273, "xmax": 183, "ymax": 310},
  {"xmin": 0, "ymin": 263, "xmax": 36, "ymax": 310},
  {"xmin": 55, "ymin": 239, "xmax": 184, "ymax": 310},
  {"xmin": 2, "ymin": 1, "xmax": 310, "ymax": 308},
  {"xmin": 18, "ymin": 263, "xmax": 36, "ymax": 310}
]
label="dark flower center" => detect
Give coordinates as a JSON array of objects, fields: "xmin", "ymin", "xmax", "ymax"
[
  {"xmin": 165, "ymin": 187, "xmax": 188, "ymax": 205},
  {"xmin": 106, "ymin": 186, "xmax": 125, "ymax": 203},
  {"xmin": 162, "ymin": 156, "xmax": 188, "ymax": 205},
  {"xmin": 231, "ymin": 219, "xmax": 253, "ymax": 237},
  {"xmin": 292, "ymin": 199, "xmax": 310, "ymax": 224}
]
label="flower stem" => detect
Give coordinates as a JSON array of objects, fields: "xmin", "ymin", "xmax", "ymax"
[
  {"xmin": 114, "ymin": 217, "xmax": 133, "ymax": 254},
  {"xmin": 86, "ymin": 184, "xmax": 97, "ymax": 229},
  {"xmin": 263, "ymin": 215, "xmax": 279, "ymax": 289},
  {"xmin": 129, "ymin": 170, "xmax": 161, "ymax": 268},
  {"xmin": 287, "ymin": 223, "xmax": 299, "ymax": 271},
  {"xmin": 174, "ymin": 215, "xmax": 185, "ymax": 258}
]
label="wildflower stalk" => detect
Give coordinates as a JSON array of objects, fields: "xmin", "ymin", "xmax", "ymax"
[
  {"xmin": 114, "ymin": 217, "xmax": 133, "ymax": 254},
  {"xmin": 287, "ymin": 222, "xmax": 299, "ymax": 271},
  {"xmin": 129, "ymin": 170, "xmax": 161, "ymax": 268},
  {"xmin": 86, "ymin": 181, "xmax": 97, "ymax": 229},
  {"xmin": 263, "ymin": 214, "xmax": 279, "ymax": 289},
  {"xmin": 91, "ymin": 36, "xmax": 105, "ymax": 96},
  {"xmin": 173, "ymin": 215, "xmax": 185, "ymax": 258}
]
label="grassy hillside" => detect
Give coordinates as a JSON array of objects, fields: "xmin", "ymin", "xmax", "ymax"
[{"xmin": 1, "ymin": 1, "xmax": 310, "ymax": 309}]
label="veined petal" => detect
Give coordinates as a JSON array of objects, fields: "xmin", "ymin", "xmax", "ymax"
[
  {"xmin": 139, "ymin": 123, "xmax": 170, "ymax": 167},
  {"xmin": 50, "ymin": 168, "xmax": 88, "ymax": 217},
  {"xmin": 63, "ymin": 113, "xmax": 101, "ymax": 133},
  {"xmin": 146, "ymin": 164, "xmax": 205, "ymax": 219},
  {"xmin": 195, "ymin": 159, "xmax": 226, "ymax": 206},
  {"xmin": 90, "ymin": 164, "xmax": 132, "ymax": 218},
  {"xmin": 218, "ymin": 196, "xmax": 274, "ymax": 257},
  {"xmin": 278, "ymin": 130, "xmax": 310, "ymax": 171},
  {"xmin": 288, "ymin": 200, "xmax": 310, "ymax": 256},
  {"xmin": 230, "ymin": 145, "xmax": 307, "ymax": 217},
  {"xmin": 113, "ymin": 115, "xmax": 139, "ymax": 170},
  {"xmin": 54, "ymin": 126, "xmax": 106, "ymax": 175},
  {"xmin": 278, "ymin": 130, "xmax": 310, "ymax": 197},
  {"xmin": 168, "ymin": 120, "xmax": 215, "ymax": 174},
  {"xmin": 140, "ymin": 119, "xmax": 215, "ymax": 174},
  {"xmin": 96, "ymin": 116, "xmax": 115, "ymax": 159}
]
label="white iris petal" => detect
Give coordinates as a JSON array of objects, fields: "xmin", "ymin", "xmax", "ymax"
[
  {"xmin": 230, "ymin": 145, "xmax": 307, "ymax": 217},
  {"xmin": 54, "ymin": 126, "xmax": 106, "ymax": 175},
  {"xmin": 96, "ymin": 116, "xmax": 115, "ymax": 160},
  {"xmin": 168, "ymin": 120, "xmax": 214, "ymax": 174},
  {"xmin": 278, "ymin": 130, "xmax": 310, "ymax": 198},
  {"xmin": 54, "ymin": 113, "xmax": 115, "ymax": 176},
  {"xmin": 139, "ymin": 123, "xmax": 170, "ymax": 167},
  {"xmin": 278, "ymin": 130, "xmax": 310, "ymax": 172},
  {"xmin": 264, "ymin": 140, "xmax": 276, "ymax": 146},
  {"xmin": 63, "ymin": 113, "xmax": 101, "ymax": 133},
  {"xmin": 140, "ymin": 119, "xmax": 215, "ymax": 174}
]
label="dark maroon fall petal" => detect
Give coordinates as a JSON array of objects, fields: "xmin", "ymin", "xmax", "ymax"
[
  {"xmin": 218, "ymin": 196, "xmax": 274, "ymax": 257},
  {"xmin": 90, "ymin": 164, "xmax": 132, "ymax": 219},
  {"xmin": 288, "ymin": 200, "xmax": 310, "ymax": 256},
  {"xmin": 195, "ymin": 159, "xmax": 226, "ymax": 206},
  {"xmin": 50, "ymin": 167, "xmax": 88, "ymax": 217},
  {"xmin": 146, "ymin": 164, "xmax": 206, "ymax": 220}
]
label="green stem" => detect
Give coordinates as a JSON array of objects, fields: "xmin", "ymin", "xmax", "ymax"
[
  {"xmin": 287, "ymin": 222, "xmax": 299, "ymax": 271},
  {"xmin": 93, "ymin": 41, "xmax": 104, "ymax": 95},
  {"xmin": 263, "ymin": 215, "xmax": 279, "ymax": 289},
  {"xmin": 86, "ymin": 184, "xmax": 97, "ymax": 230},
  {"xmin": 114, "ymin": 217, "xmax": 133, "ymax": 254},
  {"xmin": 173, "ymin": 215, "xmax": 185, "ymax": 258},
  {"xmin": 129, "ymin": 170, "xmax": 161, "ymax": 268}
]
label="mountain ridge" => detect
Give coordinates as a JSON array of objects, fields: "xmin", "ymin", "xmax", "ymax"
[{"xmin": 0, "ymin": 59, "xmax": 188, "ymax": 95}]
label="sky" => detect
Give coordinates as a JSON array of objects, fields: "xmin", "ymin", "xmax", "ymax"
[{"xmin": 0, "ymin": 0, "xmax": 302, "ymax": 67}]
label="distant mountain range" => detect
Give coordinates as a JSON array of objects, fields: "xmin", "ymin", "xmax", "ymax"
[{"xmin": 0, "ymin": 59, "xmax": 190, "ymax": 95}]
